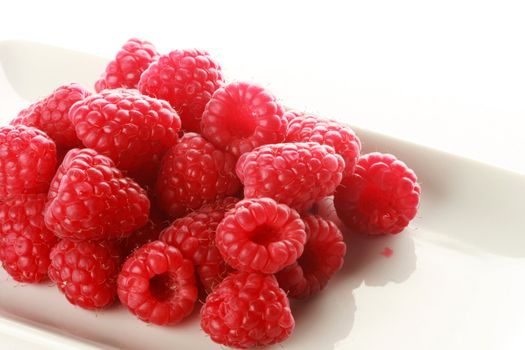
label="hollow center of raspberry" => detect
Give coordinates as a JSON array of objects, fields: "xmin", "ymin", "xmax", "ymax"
[
  {"xmin": 297, "ymin": 245, "xmax": 320, "ymax": 275},
  {"xmin": 149, "ymin": 273, "xmax": 176, "ymax": 302},
  {"xmin": 229, "ymin": 108, "xmax": 257, "ymax": 137},
  {"xmin": 250, "ymin": 225, "xmax": 281, "ymax": 246}
]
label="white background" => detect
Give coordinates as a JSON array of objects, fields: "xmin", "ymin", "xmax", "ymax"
[{"xmin": 1, "ymin": 0, "xmax": 524, "ymax": 173}]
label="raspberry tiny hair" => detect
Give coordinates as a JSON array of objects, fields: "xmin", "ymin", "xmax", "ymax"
[
  {"xmin": 0, "ymin": 194, "xmax": 57, "ymax": 283},
  {"xmin": 276, "ymin": 215, "xmax": 346, "ymax": 299},
  {"xmin": 334, "ymin": 152, "xmax": 421, "ymax": 235},
  {"xmin": 236, "ymin": 142, "xmax": 345, "ymax": 212},
  {"xmin": 215, "ymin": 197, "xmax": 306, "ymax": 274},
  {"xmin": 117, "ymin": 240, "xmax": 198, "ymax": 325},
  {"xmin": 200, "ymin": 271, "xmax": 294, "ymax": 348},
  {"xmin": 285, "ymin": 113, "xmax": 361, "ymax": 176},
  {"xmin": 138, "ymin": 49, "xmax": 224, "ymax": 132},
  {"xmin": 159, "ymin": 197, "xmax": 238, "ymax": 292},
  {"xmin": 48, "ymin": 239, "xmax": 121, "ymax": 309},
  {"xmin": 95, "ymin": 38, "xmax": 159, "ymax": 92},
  {"xmin": 69, "ymin": 89, "xmax": 181, "ymax": 172},
  {"xmin": 155, "ymin": 133, "xmax": 241, "ymax": 218},
  {"xmin": 44, "ymin": 148, "xmax": 150, "ymax": 241},
  {"xmin": 201, "ymin": 81, "xmax": 287, "ymax": 158}
]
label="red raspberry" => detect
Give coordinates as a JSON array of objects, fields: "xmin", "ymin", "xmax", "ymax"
[
  {"xmin": 95, "ymin": 38, "xmax": 159, "ymax": 92},
  {"xmin": 69, "ymin": 89, "xmax": 181, "ymax": 172},
  {"xmin": 0, "ymin": 125, "xmax": 57, "ymax": 198},
  {"xmin": 334, "ymin": 152, "xmax": 421, "ymax": 235},
  {"xmin": 285, "ymin": 114, "xmax": 361, "ymax": 176},
  {"xmin": 155, "ymin": 133, "xmax": 241, "ymax": 218},
  {"xmin": 120, "ymin": 207, "xmax": 170, "ymax": 258},
  {"xmin": 48, "ymin": 239, "xmax": 121, "ymax": 309},
  {"xmin": 160, "ymin": 197, "xmax": 238, "ymax": 291},
  {"xmin": 117, "ymin": 241, "xmax": 198, "ymax": 325},
  {"xmin": 200, "ymin": 271, "xmax": 294, "ymax": 348},
  {"xmin": 201, "ymin": 81, "xmax": 287, "ymax": 158},
  {"xmin": 10, "ymin": 83, "xmax": 90, "ymax": 149},
  {"xmin": 236, "ymin": 142, "xmax": 345, "ymax": 212},
  {"xmin": 276, "ymin": 215, "xmax": 346, "ymax": 299},
  {"xmin": 44, "ymin": 148, "xmax": 150, "ymax": 241},
  {"xmin": 216, "ymin": 197, "xmax": 306, "ymax": 274},
  {"xmin": 282, "ymin": 109, "xmax": 304, "ymax": 124},
  {"xmin": 138, "ymin": 49, "xmax": 224, "ymax": 132},
  {"xmin": 0, "ymin": 194, "xmax": 57, "ymax": 283}
]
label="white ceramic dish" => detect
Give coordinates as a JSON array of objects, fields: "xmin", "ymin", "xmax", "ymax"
[{"xmin": 0, "ymin": 41, "xmax": 524, "ymax": 350}]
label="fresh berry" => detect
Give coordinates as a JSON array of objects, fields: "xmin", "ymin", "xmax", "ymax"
[
  {"xmin": 44, "ymin": 148, "xmax": 150, "ymax": 241},
  {"xmin": 201, "ymin": 271, "xmax": 294, "ymax": 348},
  {"xmin": 334, "ymin": 152, "xmax": 421, "ymax": 235},
  {"xmin": 282, "ymin": 109, "xmax": 304, "ymax": 123},
  {"xmin": 48, "ymin": 239, "xmax": 121, "ymax": 309},
  {"xmin": 155, "ymin": 133, "xmax": 241, "ymax": 218},
  {"xmin": 138, "ymin": 49, "xmax": 224, "ymax": 132},
  {"xmin": 216, "ymin": 197, "xmax": 306, "ymax": 274},
  {"xmin": 0, "ymin": 125, "xmax": 57, "ymax": 198},
  {"xmin": 0, "ymin": 194, "xmax": 57, "ymax": 283},
  {"xmin": 120, "ymin": 207, "xmax": 170, "ymax": 258},
  {"xmin": 285, "ymin": 114, "xmax": 361, "ymax": 176},
  {"xmin": 117, "ymin": 241, "xmax": 197, "ymax": 325},
  {"xmin": 95, "ymin": 38, "xmax": 159, "ymax": 92},
  {"xmin": 276, "ymin": 215, "xmax": 346, "ymax": 298},
  {"xmin": 11, "ymin": 83, "xmax": 90, "ymax": 149},
  {"xmin": 236, "ymin": 142, "xmax": 345, "ymax": 212},
  {"xmin": 201, "ymin": 81, "xmax": 287, "ymax": 158},
  {"xmin": 69, "ymin": 89, "xmax": 181, "ymax": 172},
  {"xmin": 160, "ymin": 197, "xmax": 238, "ymax": 291}
]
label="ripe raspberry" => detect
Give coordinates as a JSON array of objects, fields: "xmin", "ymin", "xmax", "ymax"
[
  {"xmin": 138, "ymin": 49, "xmax": 224, "ymax": 132},
  {"xmin": 117, "ymin": 241, "xmax": 198, "ymax": 325},
  {"xmin": 155, "ymin": 133, "xmax": 241, "ymax": 218},
  {"xmin": 10, "ymin": 83, "xmax": 90, "ymax": 149},
  {"xmin": 95, "ymin": 38, "xmax": 159, "ymax": 92},
  {"xmin": 160, "ymin": 197, "xmax": 238, "ymax": 291},
  {"xmin": 276, "ymin": 215, "xmax": 346, "ymax": 299},
  {"xmin": 236, "ymin": 142, "xmax": 345, "ymax": 212},
  {"xmin": 0, "ymin": 125, "xmax": 57, "ymax": 198},
  {"xmin": 334, "ymin": 152, "xmax": 421, "ymax": 235},
  {"xmin": 69, "ymin": 89, "xmax": 181, "ymax": 172},
  {"xmin": 44, "ymin": 148, "xmax": 150, "ymax": 241},
  {"xmin": 201, "ymin": 271, "xmax": 294, "ymax": 348},
  {"xmin": 120, "ymin": 207, "xmax": 170, "ymax": 258},
  {"xmin": 282, "ymin": 109, "xmax": 304, "ymax": 124},
  {"xmin": 201, "ymin": 81, "xmax": 287, "ymax": 158},
  {"xmin": 48, "ymin": 239, "xmax": 121, "ymax": 309},
  {"xmin": 285, "ymin": 114, "xmax": 361, "ymax": 176},
  {"xmin": 0, "ymin": 194, "xmax": 57, "ymax": 283},
  {"xmin": 216, "ymin": 198, "xmax": 306, "ymax": 274}
]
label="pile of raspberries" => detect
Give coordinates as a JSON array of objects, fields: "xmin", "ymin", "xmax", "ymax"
[{"xmin": 0, "ymin": 38, "xmax": 421, "ymax": 348}]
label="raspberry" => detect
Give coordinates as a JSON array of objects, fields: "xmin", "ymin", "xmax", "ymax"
[
  {"xmin": 95, "ymin": 38, "xmax": 159, "ymax": 92},
  {"xmin": 155, "ymin": 133, "xmax": 241, "ymax": 218},
  {"xmin": 48, "ymin": 239, "xmax": 121, "ymax": 309},
  {"xmin": 200, "ymin": 271, "xmax": 294, "ymax": 348},
  {"xmin": 0, "ymin": 125, "xmax": 57, "ymax": 198},
  {"xmin": 69, "ymin": 89, "xmax": 181, "ymax": 172},
  {"xmin": 0, "ymin": 194, "xmax": 57, "ymax": 283},
  {"xmin": 201, "ymin": 81, "xmax": 287, "ymax": 158},
  {"xmin": 117, "ymin": 241, "xmax": 197, "ymax": 325},
  {"xmin": 216, "ymin": 197, "xmax": 306, "ymax": 274},
  {"xmin": 10, "ymin": 83, "xmax": 90, "ymax": 149},
  {"xmin": 236, "ymin": 142, "xmax": 345, "ymax": 212},
  {"xmin": 276, "ymin": 215, "xmax": 346, "ymax": 299},
  {"xmin": 285, "ymin": 114, "xmax": 361, "ymax": 176},
  {"xmin": 334, "ymin": 152, "xmax": 421, "ymax": 235},
  {"xmin": 44, "ymin": 148, "xmax": 150, "ymax": 241},
  {"xmin": 138, "ymin": 49, "xmax": 224, "ymax": 132},
  {"xmin": 282, "ymin": 109, "xmax": 304, "ymax": 124},
  {"xmin": 160, "ymin": 197, "xmax": 238, "ymax": 291}
]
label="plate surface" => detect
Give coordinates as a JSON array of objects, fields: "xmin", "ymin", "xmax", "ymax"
[{"xmin": 0, "ymin": 41, "xmax": 524, "ymax": 350}]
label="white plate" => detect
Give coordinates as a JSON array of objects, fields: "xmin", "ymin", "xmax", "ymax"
[{"xmin": 0, "ymin": 41, "xmax": 524, "ymax": 350}]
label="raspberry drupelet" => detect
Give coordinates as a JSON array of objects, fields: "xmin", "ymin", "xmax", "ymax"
[{"xmin": 334, "ymin": 152, "xmax": 421, "ymax": 235}]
